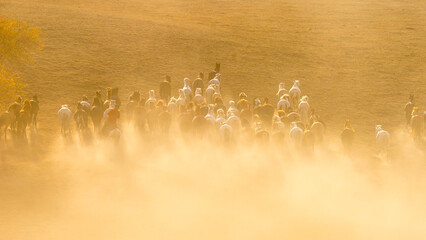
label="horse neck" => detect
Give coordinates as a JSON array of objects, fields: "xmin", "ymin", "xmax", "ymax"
[{"xmin": 377, "ymin": 130, "xmax": 387, "ymax": 137}]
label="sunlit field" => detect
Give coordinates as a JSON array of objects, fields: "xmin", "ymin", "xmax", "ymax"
[
  {"xmin": 0, "ymin": 0, "xmax": 425, "ymax": 239},
  {"xmin": 3, "ymin": 0, "xmax": 425, "ymax": 144}
]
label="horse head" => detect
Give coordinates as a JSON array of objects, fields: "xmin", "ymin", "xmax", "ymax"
[
  {"xmin": 217, "ymin": 109, "xmax": 225, "ymax": 118},
  {"xmin": 183, "ymin": 78, "xmax": 190, "ymax": 88},
  {"xmin": 375, "ymin": 125, "xmax": 382, "ymax": 134},
  {"xmin": 229, "ymin": 100, "xmax": 235, "ymax": 107},
  {"xmin": 149, "ymin": 89, "xmax": 155, "ymax": 99},
  {"xmin": 294, "ymin": 80, "xmax": 300, "ymax": 87},
  {"xmin": 178, "ymin": 89, "xmax": 185, "ymax": 98}
]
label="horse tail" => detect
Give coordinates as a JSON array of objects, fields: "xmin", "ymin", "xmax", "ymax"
[
  {"xmin": 61, "ymin": 114, "xmax": 66, "ymax": 132},
  {"xmin": 61, "ymin": 112, "xmax": 70, "ymax": 132}
]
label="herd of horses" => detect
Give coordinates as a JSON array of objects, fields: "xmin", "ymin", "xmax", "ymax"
[
  {"xmin": 0, "ymin": 95, "xmax": 39, "ymax": 140},
  {"xmin": 0, "ymin": 69, "xmax": 424, "ymax": 156},
  {"xmin": 53, "ymin": 74, "xmax": 332, "ymax": 151}
]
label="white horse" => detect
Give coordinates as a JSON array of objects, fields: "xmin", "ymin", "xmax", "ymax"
[
  {"xmin": 298, "ymin": 96, "xmax": 310, "ymax": 126},
  {"xmin": 80, "ymin": 100, "xmax": 91, "ymax": 112},
  {"xmin": 208, "ymin": 73, "xmax": 220, "ymax": 86},
  {"xmin": 212, "ymin": 84, "xmax": 221, "ymax": 101},
  {"xmin": 193, "ymin": 88, "xmax": 204, "ymax": 105},
  {"xmin": 276, "ymin": 82, "xmax": 288, "ymax": 98},
  {"xmin": 376, "ymin": 125, "xmax": 390, "ymax": 155},
  {"xmin": 227, "ymin": 100, "xmax": 239, "ymax": 116},
  {"xmin": 215, "ymin": 109, "xmax": 227, "ymax": 129},
  {"xmin": 176, "ymin": 89, "xmax": 186, "ymax": 107},
  {"xmin": 227, "ymin": 112, "xmax": 241, "ymax": 134},
  {"xmin": 58, "ymin": 105, "xmax": 72, "ymax": 135},
  {"xmin": 289, "ymin": 80, "xmax": 301, "ymax": 110},
  {"xmin": 205, "ymin": 105, "xmax": 216, "ymax": 125},
  {"xmin": 168, "ymin": 97, "xmax": 178, "ymax": 116},
  {"xmin": 182, "ymin": 78, "xmax": 193, "ymax": 101},
  {"xmin": 219, "ymin": 122, "xmax": 232, "ymax": 142},
  {"xmin": 205, "ymin": 84, "xmax": 216, "ymax": 104},
  {"xmin": 145, "ymin": 89, "xmax": 157, "ymax": 107},
  {"xmin": 290, "ymin": 121, "xmax": 304, "ymax": 148},
  {"xmin": 277, "ymin": 94, "xmax": 290, "ymax": 112}
]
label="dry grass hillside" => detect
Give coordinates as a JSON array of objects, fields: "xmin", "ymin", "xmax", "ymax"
[{"xmin": 2, "ymin": 0, "xmax": 425, "ymax": 145}]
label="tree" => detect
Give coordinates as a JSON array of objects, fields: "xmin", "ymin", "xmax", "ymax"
[
  {"xmin": 0, "ymin": 66, "xmax": 23, "ymax": 107},
  {"xmin": 0, "ymin": 17, "xmax": 42, "ymax": 108}
]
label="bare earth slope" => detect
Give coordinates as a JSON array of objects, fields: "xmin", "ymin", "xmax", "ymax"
[{"xmin": 2, "ymin": 0, "xmax": 425, "ymax": 144}]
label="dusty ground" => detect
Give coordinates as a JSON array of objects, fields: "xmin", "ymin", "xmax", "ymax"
[
  {"xmin": 1, "ymin": 1, "xmax": 426, "ymax": 239},
  {"xmin": 1, "ymin": 0, "xmax": 425, "ymax": 145}
]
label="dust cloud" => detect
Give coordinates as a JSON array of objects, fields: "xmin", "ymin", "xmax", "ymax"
[
  {"xmin": 1, "ymin": 0, "xmax": 425, "ymax": 238},
  {"xmin": 1, "ymin": 125, "xmax": 425, "ymax": 240}
]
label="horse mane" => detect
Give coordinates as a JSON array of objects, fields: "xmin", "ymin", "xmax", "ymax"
[
  {"xmin": 375, "ymin": 125, "xmax": 383, "ymax": 133},
  {"xmin": 184, "ymin": 78, "xmax": 190, "ymax": 87}
]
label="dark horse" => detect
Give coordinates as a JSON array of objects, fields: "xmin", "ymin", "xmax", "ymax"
[
  {"xmin": 17, "ymin": 100, "xmax": 31, "ymax": 140},
  {"xmin": 30, "ymin": 95, "xmax": 39, "ymax": 131},
  {"xmin": 90, "ymin": 97, "xmax": 103, "ymax": 133}
]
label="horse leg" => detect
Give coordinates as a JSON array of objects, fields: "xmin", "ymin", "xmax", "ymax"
[
  {"xmin": 30, "ymin": 113, "xmax": 36, "ymax": 131},
  {"xmin": 12, "ymin": 115, "xmax": 18, "ymax": 133},
  {"xmin": 22, "ymin": 123, "xmax": 27, "ymax": 140},
  {"xmin": 29, "ymin": 113, "xmax": 33, "ymax": 128},
  {"xmin": 1, "ymin": 126, "xmax": 4, "ymax": 141},
  {"xmin": 24, "ymin": 117, "xmax": 30, "ymax": 139},
  {"xmin": 61, "ymin": 120, "xmax": 64, "ymax": 136},
  {"xmin": 16, "ymin": 119, "xmax": 21, "ymax": 138},
  {"xmin": 10, "ymin": 119, "xmax": 15, "ymax": 132},
  {"xmin": 34, "ymin": 113, "xmax": 38, "ymax": 133}
]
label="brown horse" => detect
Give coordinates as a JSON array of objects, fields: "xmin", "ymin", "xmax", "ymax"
[
  {"xmin": 8, "ymin": 98, "xmax": 22, "ymax": 133},
  {"xmin": 30, "ymin": 95, "xmax": 39, "ymax": 131},
  {"xmin": 17, "ymin": 100, "xmax": 31, "ymax": 139},
  {"xmin": 90, "ymin": 97, "xmax": 103, "ymax": 133},
  {"xmin": 159, "ymin": 76, "xmax": 171, "ymax": 102},
  {"xmin": 158, "ymin": 110, "xmax": 172, "ymax": 135}
]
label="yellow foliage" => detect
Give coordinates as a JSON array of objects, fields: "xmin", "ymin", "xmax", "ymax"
[
  {"xmin": 0, "ymin": 64, "xmax": 24, "ymax": 109},
  {"xmin": 0, "ymin": 17, "xmax": 41, "ymax": 109},
  {"xmin": 0, "ymin": 17, "xmax": 42, "ymax": 63}
]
